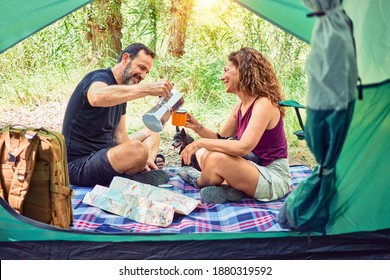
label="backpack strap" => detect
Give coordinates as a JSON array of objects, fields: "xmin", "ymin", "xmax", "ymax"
[
  {"xmin": 47, "ymin": 130, "xmax": 74, "ymax": 228},
  {"xmin": 3, "ymin": 126, "xmax": 39, "ymax": 214}
]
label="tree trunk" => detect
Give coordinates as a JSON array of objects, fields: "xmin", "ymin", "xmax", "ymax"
[
  {"xmin": 87, "ymin": 0, "xmax": 123, "ymax": 60},
  {"xmin": 166, "ymin": 0, "xmax": 194, "ymax": 58},
  {"xmin": 146, "ymin": 0, "xmax": 158, "ymax": 52}
]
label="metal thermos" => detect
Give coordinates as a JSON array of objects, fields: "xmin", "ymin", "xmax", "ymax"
[{"xmin": 142, "ymin": 89, "xmax": 184, "ymax": 132}]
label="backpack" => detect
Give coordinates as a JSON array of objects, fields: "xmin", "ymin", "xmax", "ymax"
[{"xmin": 0, "ymin": 125, "xmax": 73, "ymax": 229}]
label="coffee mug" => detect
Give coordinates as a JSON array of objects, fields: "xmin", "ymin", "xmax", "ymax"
[{"xmin": 171, "ymin": 109, "xmax": 187, "ymax": 126}]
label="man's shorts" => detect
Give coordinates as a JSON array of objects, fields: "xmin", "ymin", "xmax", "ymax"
[
  {"xmin": 68, "ymin": 148, "xmax": 122, "ymax": 187},
  {"xmin": 250, "ymin": 158, "xmax": 291, "ymax": 202}
]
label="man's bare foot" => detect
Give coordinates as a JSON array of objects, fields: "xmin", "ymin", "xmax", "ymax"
[{"xmin": 155, "ymin": 154, "xmax": 166, "ymax": 169}]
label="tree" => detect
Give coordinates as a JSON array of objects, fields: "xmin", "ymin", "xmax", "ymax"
[
  {"xmin": 146, "ymin": 0, "xmax": 159, "ymax": 52},
  {"xmin": 166, "ymin": 0, "xmax": 194, "ymax": 58},
  {"xmin": 86, "ymin": 0, "xmax": 123, "ymax": 60}
]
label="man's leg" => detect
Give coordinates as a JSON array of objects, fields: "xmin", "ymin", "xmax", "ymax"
[
  {"xmin": 68, "ymin": 149, "xmax": 124, "ymax": 187},
  {"xmin": 129, "ymin": 128, "xmax": 163, "ymax": 169},
  {"xmin": 107, "ymin": 140, "xmax": 170, "ymax": 186},
  {"xmin": 107, "ymin": 140, "xmax": 149, "ymax": 175}
]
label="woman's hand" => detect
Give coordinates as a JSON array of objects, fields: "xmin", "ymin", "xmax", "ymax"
[
  {"xmin": 185, "ymin": 112, "xmax": 203, "ymax": 133},
  {"xmin": 180, "ymin": 140, "xmax": 202, "ymax": 165}
]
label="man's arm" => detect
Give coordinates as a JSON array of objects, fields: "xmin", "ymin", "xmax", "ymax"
[
  {"xmin": 113, "ymin": 115, "xmax": 129, "ymax": 145},
  {"xmin": 87, "ymin": 80, "xmax": 173, "ymax": 107}
]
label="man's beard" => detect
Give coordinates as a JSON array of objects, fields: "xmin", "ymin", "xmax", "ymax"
[{"xmin": 122, "ymin": 63, "xmax": 142, "ymax": 85}]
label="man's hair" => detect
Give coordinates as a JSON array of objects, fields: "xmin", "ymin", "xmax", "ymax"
[{"xmin": 117, "ymin": 43, "xmax": 156, "ymax": 63}]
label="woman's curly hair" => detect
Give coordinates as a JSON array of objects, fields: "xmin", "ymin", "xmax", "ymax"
[{"xmin": 228, "ymin": 47, "xmax": 285, "ymax": 116}]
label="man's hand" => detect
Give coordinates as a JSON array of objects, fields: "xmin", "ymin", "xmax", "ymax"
[
  {"xmin": 145, "ymin": 79, "xmax": 174, "ymax": 98},
  {"xmin": 144, "ymin": 160, "xmax": 159, "ymax": 172}
]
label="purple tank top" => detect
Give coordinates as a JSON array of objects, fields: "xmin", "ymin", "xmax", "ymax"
[{"xmin": 237, "ymin": 99, "xmax": 288, "ymax": 166}]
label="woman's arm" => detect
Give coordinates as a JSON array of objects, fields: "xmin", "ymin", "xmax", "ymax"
[
  {"xmin": 181, "ymin": 98, "xmax": 275, "ymax": 164},
  {"xmin": 185, "ymin": 102, "xmax": 240, "ymax": 139},
  {"xmin": 184, "ymin": 112, "xmax": 218, "ymax": 139},
  {"xmin": 219, "ymin": 101, "xmax": 240, "ymax": 138}
]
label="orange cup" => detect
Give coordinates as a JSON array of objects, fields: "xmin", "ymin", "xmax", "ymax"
[{"xmin": 172, "ymin": 109, "xmax": 187, "ymax": 126}]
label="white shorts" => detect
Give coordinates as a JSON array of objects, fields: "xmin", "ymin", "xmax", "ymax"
[{"xmin": 250, "ymin": 158, "xmax": 291, "ymax": 202}]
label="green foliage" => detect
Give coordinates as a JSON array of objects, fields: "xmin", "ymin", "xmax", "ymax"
[
  {"xmin": 121, "ymin": 0, "xmax": 170, "ymax": 52},
  {"xmin": 0, "ymin": 9, "xmax": 92, "ymax": 106},
  {"xmin": 0, "ymin": 0, "xmax": 314, "ymax": 166}
]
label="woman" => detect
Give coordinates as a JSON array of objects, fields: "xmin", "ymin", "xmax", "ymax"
[{"xmin": 179, "ymin": 47, "xmax": 291, "ymax": 204}]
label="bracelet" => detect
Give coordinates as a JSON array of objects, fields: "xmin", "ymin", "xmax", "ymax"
[{"xmin": 216, "ymin": 132, "xmax": 228, "ymax": 139}]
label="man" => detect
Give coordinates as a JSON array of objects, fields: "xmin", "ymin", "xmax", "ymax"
[{"xmin": 62, "ymin": 43, "xmax": 173, "ymax": 187}]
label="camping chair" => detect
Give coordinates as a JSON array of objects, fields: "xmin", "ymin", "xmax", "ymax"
[{"xmin": 279, "ymin": 100, "xmax": 305, "ymax": 140}]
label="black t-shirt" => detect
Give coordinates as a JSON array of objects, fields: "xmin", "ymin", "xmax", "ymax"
[{"xmin": 62, "ymin": 68, "xmax": 127, "ymax": 162}]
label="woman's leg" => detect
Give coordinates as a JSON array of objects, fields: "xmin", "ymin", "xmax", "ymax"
[
  {"xmin": 197, "ymin": 151, "xmax": 259, "ymax": 197},
  {"xmin": 195, "ymin": 148, "xmax": 209, "ymax": 169}
]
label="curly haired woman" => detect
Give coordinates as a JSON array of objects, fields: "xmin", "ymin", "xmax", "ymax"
[{"xmin": 179, "ymin": 47, "xmax": 291, "ymax": 204}]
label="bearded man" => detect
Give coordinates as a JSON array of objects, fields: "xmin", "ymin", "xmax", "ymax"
[{"xmin": 62, "ymin": 43, "xmax": 172, "ymax": 187}]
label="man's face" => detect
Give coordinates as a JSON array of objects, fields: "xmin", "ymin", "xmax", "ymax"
[{"xmin": 122, "ymin": 50, "xmax": 153, "ymax": 85}]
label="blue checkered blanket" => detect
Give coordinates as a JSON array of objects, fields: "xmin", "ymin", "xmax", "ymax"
[{"xmin": 71, "ymin": 165, "xmax": 311, "ymax": 233}]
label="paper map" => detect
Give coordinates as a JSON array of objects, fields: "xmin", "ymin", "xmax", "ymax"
[{"xmin": 82, "ymin": 176, "xmax": 200, "ymax": 227}]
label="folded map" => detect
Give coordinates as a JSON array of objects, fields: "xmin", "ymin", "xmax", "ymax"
[{"xmin": 83, "ymin": 176, "xmax": 201, "ymax": 227}]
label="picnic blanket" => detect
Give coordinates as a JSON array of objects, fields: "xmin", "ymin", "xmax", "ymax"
[{"xmin": 71, "ymin": 165, "xmax": 312, "ymax": 233}]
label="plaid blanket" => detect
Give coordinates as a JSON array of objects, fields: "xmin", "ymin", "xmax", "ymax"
[{"xmin": 71, "ymin": 165, "xmax": 311, "ymax": 233}]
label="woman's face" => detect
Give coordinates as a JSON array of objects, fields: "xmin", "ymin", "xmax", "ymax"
[{"xmin": 221, "ymin": 60, "xmax": 239, "ymax": 93}]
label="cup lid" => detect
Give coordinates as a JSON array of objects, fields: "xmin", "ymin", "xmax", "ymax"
[{"xmin": 158, "ymin": 184, "xmax": 174, "ymax": 188}]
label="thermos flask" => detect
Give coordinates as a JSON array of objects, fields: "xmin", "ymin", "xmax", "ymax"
[{"xmin": 142, "ymin": 89, "xmax": 184, "ymax": 132}]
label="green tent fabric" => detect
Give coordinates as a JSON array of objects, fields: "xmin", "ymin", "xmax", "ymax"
[
  {"xmin": 0, "ymin": 0, "xmax": 93, "ymax": 53},
  {"xmin": 237, "ymin": 0, "xmax": 390, "ymax": 235},
  {"xmin": 0, "ymin": 0, "xmax": 388, "ymax": 250},
  {"xmin": 278, "ymin": 0, "xmax": 358, "ymax": 232},
  {"xmin": 329, "ymin": 82, "xmax": 390, "ymax": 234},
  {"xmin": 328, "ymin": 0, "xmax": 390, "ymax": 234},
  {"xmin": 344, "ymin": 0, "xmax": 390, "ymax": 86},
  {"xmin": 234, "ymin": 0, "xmax": 315, "ymax": 43}
]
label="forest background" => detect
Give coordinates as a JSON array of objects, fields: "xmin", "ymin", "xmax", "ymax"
[{"xmin": 0, "ymin": 0, "xmax": 315, "ymax": 167}]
